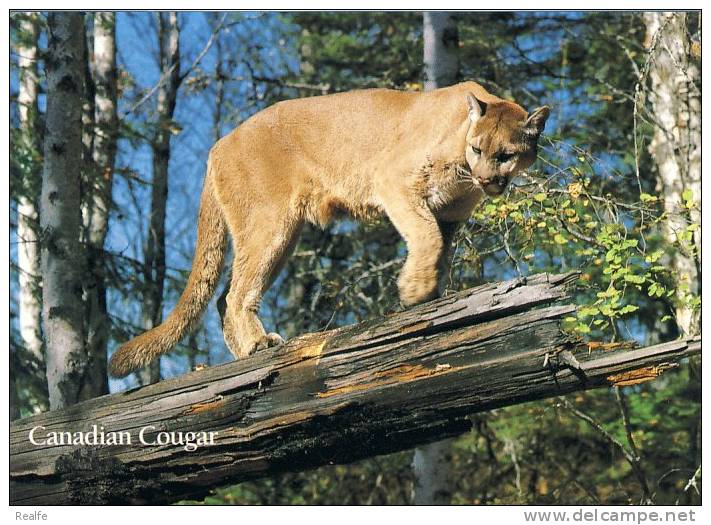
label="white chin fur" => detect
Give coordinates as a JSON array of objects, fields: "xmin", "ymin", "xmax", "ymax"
[{"xmin": 471, "ymin": 177, "xmax": 485, "ymax": 191}]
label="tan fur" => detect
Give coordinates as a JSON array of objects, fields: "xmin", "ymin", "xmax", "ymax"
[{"xmin": 108, "ymin": 81, "xmax": 549, "ymax": 378}]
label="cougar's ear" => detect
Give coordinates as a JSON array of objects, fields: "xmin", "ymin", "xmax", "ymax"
[
  {"xmin": 524, "ymin": 105, "xmax": 551, "ymax": 136},
  {"xmin": 466, "ymin": 93, "xmax": 487, "ymax": 124}
]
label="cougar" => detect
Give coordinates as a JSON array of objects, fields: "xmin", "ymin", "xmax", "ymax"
[{"xmin": 109, "ymin": 81, "xmax": 549, "ymax": 377}]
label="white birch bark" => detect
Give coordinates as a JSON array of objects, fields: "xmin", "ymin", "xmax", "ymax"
[
  {"xmin": 16, "ymin": 13, "xmax": 43, "ymax": 365},
  {"xmin": 643, "ymin": 13, "xmax": 700, "ymax": 336},
  {"xmin": 423, "ymin": 12, "xmax": 459, "ymax": 91},
  {"xmin": 41, "ymin": 12, "xmax": 88, "ymax": 410},
  {"xmin": 81, "ymin": 12, "xmax": 118, "ymax": 395}
]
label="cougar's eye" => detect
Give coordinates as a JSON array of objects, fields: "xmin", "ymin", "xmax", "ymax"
[
  {"xmin": 470, "ymin": 145, "xmax": 482, "ymax": 156},
  {"xmin": 496, "ymin": 152, "xmax": 515, "ymax": 163}
]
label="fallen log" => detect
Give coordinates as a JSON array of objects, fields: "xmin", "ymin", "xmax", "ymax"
[{"xmin": 10, "ymin": 272, "xmax": 700, "ymax": 505}]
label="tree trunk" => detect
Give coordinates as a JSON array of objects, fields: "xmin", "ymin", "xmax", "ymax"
[
  {"xmin": 41, "ymin": 12, "xmax": 88, "ymax": 410},
  {"xmin": 81, "ymin": 15, "xmax": 95, "ymax": 177},
  {"xmin": 139, "ymin": 12, "xmax": 181, "ymax": 385},
  {"xmin": 16, "ymin": 12, "xmax": 44, "ymax": 382},
  {"xmin": 423, "ymin": 12, "xmax": 459, "ymax": 91},
  {"xmin": 414, "ymin": 11, "xmax": 461, "ymax": 504},
  {"xmin": 643, "ymin": 12, "xmax": 700, "ymax": 336},
  {"xmin": 81, "ymin": 11, "xmax": 118, "ymax": 398},
  {"xmin": 9, "ymin": 273, "xmax": 700, "ymax": 505}
]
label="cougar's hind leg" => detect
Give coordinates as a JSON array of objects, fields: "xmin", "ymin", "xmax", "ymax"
[{"xmin": 222, "ymin": 213, "xmax": 303, "ymax": 359}]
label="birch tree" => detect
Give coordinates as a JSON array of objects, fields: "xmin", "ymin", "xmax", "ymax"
[
  {"xmin": 80, "ymin": 12, "xmax": 118, "ymax": 396},
  {"xmin": 139, "ymin": 12, "xmax": 181, "ymax": 385},
  {"xmin": 423, "ymin": 12, "xmax": 459, "ymax": 90},
  {"xmin": 16, "ymin": 13, "xmax": 44, "ymax": 378},
  {"xmin": 412, "ymin": 11, "xmax": 460, "ymax": 505},
  {"xmin": 642, "ymin": 13, "xmax": 700, "ymax": 336},
  {"xmin": 41, "ymin": 12, "xmax": 88, "ymax": 410}
]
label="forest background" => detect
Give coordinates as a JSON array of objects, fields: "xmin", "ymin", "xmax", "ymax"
[{"xmin": 9, "ymin": 10, "xmax": 701, "ymax": 504}]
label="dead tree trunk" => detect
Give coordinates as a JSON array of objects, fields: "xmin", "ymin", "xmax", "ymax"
[{"xmin": 10, "ymin": 273, "xmax": 700, "ymax": 505}]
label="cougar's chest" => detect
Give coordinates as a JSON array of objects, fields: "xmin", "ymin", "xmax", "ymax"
[{"xmin": 421, "ymin": 158, "xmax": 482, "ymax": 220}]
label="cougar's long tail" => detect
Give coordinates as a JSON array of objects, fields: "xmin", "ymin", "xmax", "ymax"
[{"xmin": 109, "ymin": 156, "xmax": 228, "ymax": 378}]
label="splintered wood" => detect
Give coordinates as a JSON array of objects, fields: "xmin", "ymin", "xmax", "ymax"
[{"xmin": 607, "ymin": 364, "xmax": 678, "ymax": 387}]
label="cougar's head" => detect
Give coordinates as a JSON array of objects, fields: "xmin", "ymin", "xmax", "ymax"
[{"xmin": 464, "ymin": 93, "xmax": 550, "ymax": 197}]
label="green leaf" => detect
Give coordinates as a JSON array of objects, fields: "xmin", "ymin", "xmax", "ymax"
[
  {"xmin": 554, "ymin": 233, "xmax": 568, "ymax": 244},
  {"xmin": 578, "ymin": 306, "xmax": 600, "ymax": 318},
  {"xmin": 575, "ymin": 323, "xmax": 591, "ymax": 334},
  {"xmin": 619, "ymin": 304, "xmax": 639, "ymax": 315},
  {"xmin": 611, "ymin": 267, "xmax": 630, "ymax": 280},
  {"xmin": 645, "ymin": 249, "xmax": 664, "ymax": 263}
]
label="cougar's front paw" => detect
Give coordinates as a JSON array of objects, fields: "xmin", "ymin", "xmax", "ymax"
[
  {"xmin": 248, "ymin": 332, "xmax": 285, "ymax": 355},
  {"xmin": 397, "ymin": 268, "xmax": 439, "ymax": 307}
]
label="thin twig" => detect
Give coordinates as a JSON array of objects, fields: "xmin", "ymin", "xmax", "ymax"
[
  {"xmin": 121, "ymin": 13, "xmax": 227, "ymax": 119},
  {"xmin": 614, "ymin": 386, "xmax": 653, "ymax": 504},
  {"xmin": 559, "ymin": 397, "xmax": 653, "ymax": 504},
  {"xmin": 675, "ymin": 465, "xmax": 701, "ymax": 505}
]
